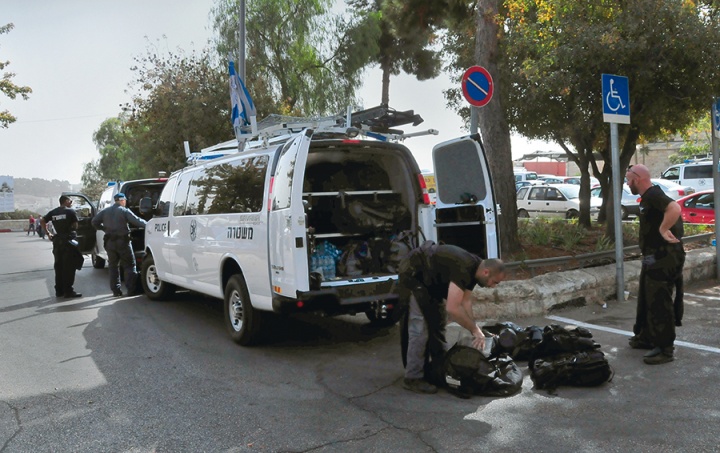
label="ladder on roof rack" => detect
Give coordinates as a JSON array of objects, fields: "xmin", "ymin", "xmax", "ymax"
[{"xmin": 186, "ymin": 105, "xmax": 440, "ymax": 163}]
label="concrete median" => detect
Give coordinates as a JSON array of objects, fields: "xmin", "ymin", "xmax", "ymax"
[{"xmin": 473, "ymin": 248, "xmax": 715, "ymax": 320}]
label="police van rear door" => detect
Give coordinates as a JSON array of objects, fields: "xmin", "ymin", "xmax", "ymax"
[
  {"xmin": 268, "ymin": 130, "xmax": 313, "ymax": 295},
  {"xmin": 61, "ymin": 193, "xmax": 98, "ymax": 254},
  {"xmin": 431, "ymin": 135, "xmax": 500, "ymax": 259}
]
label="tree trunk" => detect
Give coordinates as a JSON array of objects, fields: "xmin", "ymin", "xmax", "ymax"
[
  {"xmin": 381, "ymin": 61, "xmax": 390, "ymax": 106},
  {"xmin": 474, "ymin": 0, "xmax": 520, "ymax": 257}
]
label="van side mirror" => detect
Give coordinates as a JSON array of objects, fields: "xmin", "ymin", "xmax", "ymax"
[{"xmin": 139, "ymin": 197, "xmax": 153, "ymax": 216}]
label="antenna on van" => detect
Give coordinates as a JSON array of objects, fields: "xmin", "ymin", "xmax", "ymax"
[{"xmin": 183, "ymin": 141, "xmax": 191, "ymax": 158}]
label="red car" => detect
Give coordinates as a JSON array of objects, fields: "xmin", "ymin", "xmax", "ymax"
[{"xmin": 677, "ymin": 190, "xmax": 715, "ymax": 224}]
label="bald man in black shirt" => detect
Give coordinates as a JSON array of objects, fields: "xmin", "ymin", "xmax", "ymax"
[{"xmin": 397, "ymin": 243, "xmax": 506, "ymax": 394}]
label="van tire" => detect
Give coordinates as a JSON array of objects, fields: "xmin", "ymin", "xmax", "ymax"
[
  {"xmin": 224, "ymin": 274, "xmax": 262, "ymax": 346},
  {"xmin": 91, "ymin": 251, "xmax": 106, "ymax": 269},
  {"xmin": 566, "ymin": 209, "xmax": 579, "ymax": 219},
  {"xmin": 518, "ymin": 209, "xmax": 529, "ymax": 218},
  {"xmin": 141, "ymin": 255, "xmax": 175, "ymax": 300}
]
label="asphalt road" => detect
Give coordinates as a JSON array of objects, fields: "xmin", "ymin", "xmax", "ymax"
[{"xmin": 1, "ymin": 232, "xmax": 719, "ymax": 452}]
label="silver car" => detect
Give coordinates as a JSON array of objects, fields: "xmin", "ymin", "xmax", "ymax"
[
  {"xmin": 651, "ymin": 178, "xmax": 695, "ymax": 200},
  {"xmin": 590, "ymin": 184, "xmax": 640, "ymax": 219}
]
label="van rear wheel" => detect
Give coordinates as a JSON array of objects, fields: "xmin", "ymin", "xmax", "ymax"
[
  {"xmin": 518, "ymin": 209, "xmax": 529, "ymax": 218},
  {"xmin": 141, "ymin": 255, "xmax": 175, "ymax": 300},
  {"xmin": 224, "ymin": 274, "xmax": 263, "ymax": 345}
]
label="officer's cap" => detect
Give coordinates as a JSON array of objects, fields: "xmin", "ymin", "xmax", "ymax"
[{"xmin": 114, "ymin": 192, "xmax": 126, "ymax": 200}]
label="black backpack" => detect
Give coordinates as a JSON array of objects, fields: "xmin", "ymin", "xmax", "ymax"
[
  {"xmin": 528, "ymin": 325, "xmax": 613, "ymax": 393},
  {"xmin": 443, "ymin": 340, "xmax": 523, "ymax": 397},
  {"xmin": 529, "ymin": 350, "xmax": 613, "ymax": 392}
]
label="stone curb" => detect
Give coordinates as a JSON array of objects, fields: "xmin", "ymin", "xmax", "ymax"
[{"xmin": 473, "ymin": 248, "xmax": 716, "ymax": 321}]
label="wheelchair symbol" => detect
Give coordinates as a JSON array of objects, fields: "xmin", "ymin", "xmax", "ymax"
[{"xmin": 605, "ymin": 78, "xmax": 626, "ymax": 112}]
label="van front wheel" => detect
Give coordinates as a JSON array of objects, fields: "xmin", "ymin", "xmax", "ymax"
[
  {"xmin": 224, "ymin": 274, "xmax": 263, "ymax": 346},
  {"xmin": 141, "ymin": 255, "xmax": 175, "ymax": 300}
]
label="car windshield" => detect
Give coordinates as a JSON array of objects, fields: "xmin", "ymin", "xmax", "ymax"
[{"xmin": 558, "ymin": 185, "xmax": 580, "ymax": 199}]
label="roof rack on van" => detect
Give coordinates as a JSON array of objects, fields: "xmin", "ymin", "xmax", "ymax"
[{"xmin": 185, "ymin": 105, "xmax": 439, "ymax": 163}]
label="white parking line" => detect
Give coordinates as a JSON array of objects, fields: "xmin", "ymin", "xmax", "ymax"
[
  {"xmin": 684, "ymin": 292, "xmax": 720, "ymax": 301},
  {"xmin": 547, "ymin": 315, "xmax": 720, "ymax": 354}
]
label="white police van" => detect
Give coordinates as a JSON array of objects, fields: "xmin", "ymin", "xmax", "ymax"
[
  {"xmin": 660, "ymin": 161, "xmax": 714, "ymax": 192},
  {"xmin": 141, "ymin": 107, "xmax": 499, "ymax": 345}
]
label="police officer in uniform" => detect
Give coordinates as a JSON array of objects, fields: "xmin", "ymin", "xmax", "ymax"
[
  {"xmin": 625, "ymin": 164, "xmax": 685, "ymax": 365},
  {"xmin": 41, "ymin": 195, "xmax": 82, "ymax": 298},
  {"xmin": 92, "ymin": 192, "xmax": 147, "ymax": 297},
  {"xmin": 396, "ymin": 242, "xmax": 506, "ymax": 394}
]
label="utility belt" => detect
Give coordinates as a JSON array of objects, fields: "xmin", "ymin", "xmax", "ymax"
[
  {"xmin": 104, "ymin": 233, "xmax": 131, "ymax": 242},
  {"xmin": 642, "ymin": 242, "xmax": 685, "ymax": 268}
]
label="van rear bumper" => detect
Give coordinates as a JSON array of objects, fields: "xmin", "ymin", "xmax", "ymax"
[{"xmin": 271, "ymin": 278, "xmax": 399, "ymax": 315}]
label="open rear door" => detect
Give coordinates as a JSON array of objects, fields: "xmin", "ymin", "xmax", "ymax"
[
  {"xmin": 432, "ymin": 135, "xmax": 500, "ymax": 259},
  {"xmin": 60, "ymin": 193, "xmax": 98, "ymax": 254},
  {"xmin": 269, "ymin": 130, "xmax": 313, "ymax": 295}
]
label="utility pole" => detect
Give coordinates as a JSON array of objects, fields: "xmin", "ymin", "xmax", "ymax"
[{"xmin": 238, "ymin": 0, "xmax": 246, "ymax": 80}]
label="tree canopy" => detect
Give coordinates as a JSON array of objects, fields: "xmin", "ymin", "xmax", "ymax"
[
  {"xmin": 0, "ymin": 23, "xmax": 32, "ymax": 128},
  {"xmin": 212, "ymin": 0, "xmax": 380, "ymax": 116},
  {"xmin": 348, "ymin": 0, "xmax": 442, "ymax": 105},
  {"xmin": 501, "ymin": 0, "xmax": 720, "ymax": 231}
]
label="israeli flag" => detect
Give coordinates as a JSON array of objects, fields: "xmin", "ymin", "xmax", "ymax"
[{"xmin": 229, "ymin": 61, "xmax": 256, "ymax": 133}]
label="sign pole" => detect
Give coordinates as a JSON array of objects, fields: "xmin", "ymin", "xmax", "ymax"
[
  {"xmin": 610, "ymin": 122, "xmax": 624, "ymax": 303},
  {"xmin": 470, "ymin": 107, "xmax": 479, "ymax": 135},
  {"xmin": 602, "ymin": 74, "xmax": 630, "ymax": 304},
  {"xmin": 712, "ymin": 97, "xmax": 720, "ymax": 279}
]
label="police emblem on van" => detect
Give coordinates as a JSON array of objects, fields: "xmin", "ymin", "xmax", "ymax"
[{"xmin": 190, "ymin": 219, "xmax": 197, "ymax": 241}]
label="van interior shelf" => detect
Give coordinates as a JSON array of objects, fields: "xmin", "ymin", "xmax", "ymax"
[
  {"xmin": 303, "ymin": 190, "xmax": 395, "ymax": 197},
  {"xmin": 312, "ymin": 232, "xmax": 366, "ymax": 238}
]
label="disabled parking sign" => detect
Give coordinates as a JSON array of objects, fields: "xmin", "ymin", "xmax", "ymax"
[{"xmin": 602, "ymin": 74, "xmax": 630, "ymax": 124}]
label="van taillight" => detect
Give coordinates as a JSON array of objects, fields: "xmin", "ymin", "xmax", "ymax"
[
  {"xmin": 267, "ymin": 176, "xmax": 275, "ymax": 211},
  {"xmin": 342, "ymin": 139, "xmax": 361, "ymax": 144},
  {"xmin": 417, "ymin": 174, "xmax": 431, "ymax": 205},
  {"xmin": 677, "ymin": 190, "xmax": 685, "ymax": 196}
]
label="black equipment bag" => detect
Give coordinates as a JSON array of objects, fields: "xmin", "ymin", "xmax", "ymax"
[
  {"xmin": 529, "ymin": 350, "xmax": 613, "ymax": 391},
  {"xmin": 443, "ymin": 341, "xmax": 523, "ymax": 397},
  {"xmin": 528, "ymin": 324, "xmax": 613, "ymax": 392}
]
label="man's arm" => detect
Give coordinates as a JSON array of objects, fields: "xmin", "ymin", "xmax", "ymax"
[
  {"xmin": 124, "ymin": 209, "xmax": 147, "ymax": 228},
  {"xmin": 660, "ymin": 201, "xmax": 681, "ymax": 243},
  {"xmin": 91, "ymin": 211, "xmax": 104, "ymax": 230},
  {"xmin": 445, "ymin": 282, "xmax": 485, "ymax": 350}
]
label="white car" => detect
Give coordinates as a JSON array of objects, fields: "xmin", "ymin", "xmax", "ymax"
[
  {"xmin": 516, "ymin": 183, "xmax": 601, "ymax": 219},
  {"xmin": 651, "ymin": 178, "xmax": 695, "ymax": 200}
]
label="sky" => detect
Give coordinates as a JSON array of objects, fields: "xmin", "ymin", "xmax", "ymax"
[{"xmin": 0, "ymin": 0, "xmax": 559, "ymax": 184}]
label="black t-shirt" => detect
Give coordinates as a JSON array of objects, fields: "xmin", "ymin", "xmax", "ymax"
[
  {"xmin": 638, "ymin": 185, "xmax": 683, "ymax": 253},
  {"xmin": 422, "ymin": 244, "xmax": 482, "ymax": 300},
  {"xmin": 43, "ymin": 206, "xmax": 79, "ymax": 238}
]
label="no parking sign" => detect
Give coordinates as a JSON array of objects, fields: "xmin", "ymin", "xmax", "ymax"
[{"xmin": 462, "ymin": 66, "xmax": 494, "ymax": 107}]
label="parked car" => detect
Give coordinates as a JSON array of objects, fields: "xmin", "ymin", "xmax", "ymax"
[
  {"xmin": 677, "ymin": 190, "xmax": 715, "ymax": 224},
  {"xmin": 516, "ymin": 180, "xmax": 543, "ymax": 191},
  {"xmin": 651, "ymin": 178, "xmax": 695, "ymax": 200},
  {"xmin": 590, "ymin": 184, "xmax": 640, "ymax": 220},
  {"xmin": 516, "ymin": 183, "xmax": 601, "ymax": 219},
  {"xmin": 514, "ymin": 169, "xmax": 539, "ymax": 183},
  {"xmin": 539, "ymin": 176, "xmax": 565, "ymax": 184}
]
